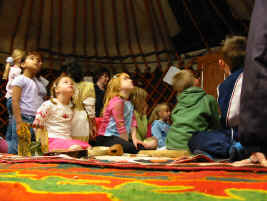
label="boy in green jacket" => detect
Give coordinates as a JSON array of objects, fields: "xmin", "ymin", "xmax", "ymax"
[{"xmin": 166, "ymin": 69, "xmax": 221, "ymax": 150}]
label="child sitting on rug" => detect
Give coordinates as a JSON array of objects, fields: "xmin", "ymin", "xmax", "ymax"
[
  {"xmin": 62, "ymin": 60, "xmax": 96, "ymax": 143},
  {"xmin": 33, "ymin": 75, "xmax": 89, "ymax": 152},
  {"xmin": 130, "ymin": 87, "xmax": 158, "ymax": 149},
  {"xmin": 149, "ymin": 103, "xmax": 171, "ymax": 149},
  {"xmin": 93, "ymin": 73, "xmax": 144, "ymax": 154},
  {"xmin": 166, "ymin": 69, "xmax": 221, "ymax": 151},
  {"xmin": 8, "ymin": 51, "xmax": 47, "ymax": 154}
]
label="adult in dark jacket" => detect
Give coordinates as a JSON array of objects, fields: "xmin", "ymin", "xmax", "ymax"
[{"xmin": 236, "ymin": 0, "xmax": 267, "ymax": 166}]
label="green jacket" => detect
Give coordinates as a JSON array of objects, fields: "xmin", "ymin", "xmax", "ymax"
[
  {"xmin": 166, "ymin": 86, "xmax": 221, "ymax": 150},
  {"xmin": 134, "ymin": 111, "xmax": 148, "ymax": 141}
]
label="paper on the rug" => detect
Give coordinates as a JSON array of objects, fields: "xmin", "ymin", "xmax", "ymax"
[{"xmin": 163, "ymin": 66, "xmax": 180, "ymax": 85}]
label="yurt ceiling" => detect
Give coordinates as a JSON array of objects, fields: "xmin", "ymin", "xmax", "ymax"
[{"xmin": 0, "ymin": 0, "xmax": 253, "ymax": 72}]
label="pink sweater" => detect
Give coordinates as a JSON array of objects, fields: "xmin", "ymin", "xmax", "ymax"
[{"xmin": 98, "ymin": 96, "xmax": 136, "ymax": 136}]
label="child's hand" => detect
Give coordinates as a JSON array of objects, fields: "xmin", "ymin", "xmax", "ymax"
[
  {"xmin": 32, "ymin": 118, "xmax": 44, "ymax": 129},
  {"xmin": 132, "ymin": 138, "xmax": 144, "ymax": 149}
]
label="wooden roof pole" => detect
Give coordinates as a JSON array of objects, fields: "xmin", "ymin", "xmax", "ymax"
[
  {"xmin": 149, "ymin": 0, "xmax": 174, "ymax": 104},
  {"xmin": 183, "ymin": 0, "xmax": 209, "ymax": 50},
  {"xmin": 156, "ymin": 0, "xmax": 176, "ymax": 104},
  {"xmin": 128, "ymin": 0, "xmax": 158, "ymax": 95},
  {"xmin": 122, "ymin": 0, "xmax": 138, "ymax": 69},
  {"xmin": 24, "ymin": 0, "xmax": 34, "ymax": 51},
  {"xmin": 72, "ymin": 0, "xmax": 77, "ymax": 54},
  {"xmin": 83, "ymin": 0, "xmax": 88, "ymax": 56},
  {"xmin": 49, "ymin": 0, "xmax": 54, "ymax": 68},
  {"xmin": 9, "ymin": 0, "xmax": 25, "ymax": 52},
  {"xmin": 112, "ymin": 0, "xmax": 122, "ymax": 62},
  {"xmin": 100, "ymin": 0, "xmax": 110, "ymax": 58},
  {"xmin": 128, "ymin": 0, "xmax": 149, "ymax": 68},
  {"xmin": 90, "ymin": 0, "xmax": 98, "ymax": 57},
  {"xmin": 58, "ymin": 0, "xmax": 63, "ymax": 66},
  {"xmin": 208, "ymin": 0, "xmax": 234, "ymax": 34},
  {"xmin": 36, "ymin": 0, "xmax": 44, "ymax": 50}
]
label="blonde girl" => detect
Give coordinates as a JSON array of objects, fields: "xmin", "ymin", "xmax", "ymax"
[
  {"xmin": 94, "ymin": 73, "xmax": 143, "ymax": 153},
  {"xmin": 4, "ymin": 49, "xmax": 25, "ymax": 142},
  {"xmin": 149, "ymin": 103, "xmax": 171, "ymax": 149},
  {"xmin": 130, "ymin": 87, "xmax": 158, "ymax": 149},
  {"xmin": 33, "ymin": 75, "xmax": 89, "ymax": 152}
]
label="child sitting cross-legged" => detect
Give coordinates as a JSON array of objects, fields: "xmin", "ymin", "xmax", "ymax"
[
  {"xmin": 149, "ymin": 103, "xmax": 171, "ymax": 149},
  {"xmin": 93, "ymin": 73, "xmax": 144, "ymax": 154},
  {"xmin": 166, "ymin": 69, "xmax": 221, "ymax": 151},
  {"xmin": 130, "ymin": 87, "xmax": 158, "ymax": 150},
  {"xmin": 33, "ymin": 75, "xmax": 90, "ymax": 152}
]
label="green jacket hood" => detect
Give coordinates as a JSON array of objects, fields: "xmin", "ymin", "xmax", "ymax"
[{"xmin": 177, "ymin": 86, "xmax": 206, "ymax": 108}]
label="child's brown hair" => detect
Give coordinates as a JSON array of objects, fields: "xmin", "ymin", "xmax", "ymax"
[
  {"xmin": 172, "ymin": 69, "xmax": 195, "ymax": 93},
  {"xmin": 221, "ymin": 35, "xmax": 247, "ymax": 72},
  {"xmin": 130, "ymin": 87, "xmax": 148, "ymax": 115}
]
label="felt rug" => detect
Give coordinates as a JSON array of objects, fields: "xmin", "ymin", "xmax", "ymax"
[
  {"xmin": 0, "ymin": 153, "xmax": 267, "ymax": 173},
  {"xmin": 0, "ymin": 162, "xmax": 267, "ymax": 201}
]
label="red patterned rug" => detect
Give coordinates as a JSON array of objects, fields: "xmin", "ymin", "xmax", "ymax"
[{"xmin": 0, "ymin": 154, "xmax": 267, "ymax": 201}]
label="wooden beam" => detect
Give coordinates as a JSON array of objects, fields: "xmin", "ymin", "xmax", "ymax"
[
  {"xmin": 10, "ymin": 0, "xmax": 25, "ymax": 52},
  {"xmin": 24, "ymin": 0, "xmax": 34, "ymax": 50},
  {"xmin": 112, "ymin": 0, "xmax": 122, "ymax": 59},
  {"xmin": 83, "ymin": 0, "xmax": 88, "ymax": 55},
  {"xmin": 49, "ymin": 0, "xmax": 54, "ymax": 68},
  {"xmin": 100, "ymin": 0, "xmax": 109, "ymax": 57},
  {"xmin": 72, "ymin": 0, "xmax": 77, "ymax": 54},
  {"xmin": 91, "ymin": 0, "xmax": 98, "ymax": 56},
  {"xmin": 36, "ymin": 0, "xmax": 44, "ymax": 50}
]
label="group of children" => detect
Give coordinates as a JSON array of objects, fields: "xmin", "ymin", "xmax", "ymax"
[{"xmin": 0, "ymin": 35, "xmax": 248, "ymax": 161}]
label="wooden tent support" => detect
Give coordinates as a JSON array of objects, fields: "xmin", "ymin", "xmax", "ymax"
[
  {"xmin": 122, "ymin": 0, "xmax": 138, "ymax": 69},
  {"xmin": 91, "ymin": 0, "xmax": 98, "ymax": 57},
  {"xmin": 38, "ymin": 48, "xmax": 174, "ymax": 61},
  {"xmin": 57, "ymin": 0, "xmax": 63, "ymax": 66},
  {"xmin": 49, "ymin": 0, "xmax": 54, "ymax": 68},
  {"xmin": 207, "ymin": 0, "xmax": 234, "ymax": 34},
  {"xmin": 83, "ymin": 0, "xmax": 88, "ymax": 55},
  {"xmin": 9, "ymin": 0, "xmax": 25, "ymax": 52},
  {"xmin": 72, "ymin": 0, "xmax": 77, "ymax": 54},
  {"xmin": 100, "ymin": 0, "xmax": 110, "ymax": 57},
  {"xmin": 112, "ymin": 0, "xmax": 122, "ymax": 60},
  {"xmin": 183, "ymin": 0, "xmax": 209, "ymax": 50},
  {"xmin": 24, "ymin": 0, "xmax": 34, "ymax": 50},
  {"xmin": 36, "ymin": 0, "xmax": 44, "ymax": 50}
]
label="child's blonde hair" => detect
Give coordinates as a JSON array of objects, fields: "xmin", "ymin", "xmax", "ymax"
[
  {"xmin": 172, "ymin": 69, "xmax": 195, "ymax": 93},
  {"xmin": 2, "ymin": 49, "xmax": 25, "ymax": 80},
  {"xmin": 102, "ymin": 72, "xmax": 130, "ymax": 113},
  {"xmin": 130, "ymin": 87, "xmax": 148, "ymax": 115},
  {"xmin": 149, "ymin": 103, "xmax": 169, "ymax": 124},
  {"xmin": 50, "ymin": 74, "xmax": 74, "ymax": 105}
]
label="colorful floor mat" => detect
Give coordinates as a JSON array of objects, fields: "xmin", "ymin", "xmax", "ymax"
[
  {"xmin": 0, "ymin": 153, "xmax": 267, "ymax": 173},
  {"xmin": 0, "ymin": 162, "xmax": 267, "ymax": 201}
]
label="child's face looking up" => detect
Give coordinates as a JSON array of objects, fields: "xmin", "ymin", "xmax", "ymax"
[
  {"xmin": 22, "ymin": 54, "xmax": 42, "ymax": 73},
  {"xmin": 55, "ymin": 77, "xmax": 74, "ymax": 97},
  {"xmin": 120, "ymin": 74, "xmax": 134, "ymax": 91}
]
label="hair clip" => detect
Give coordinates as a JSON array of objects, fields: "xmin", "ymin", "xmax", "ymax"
[
  {"xmin": 113, "ymin": 75, "xmax": 118, "ymax": 79},
  {"xmin": 6, "ymin": 57, "xmax": 14, "ymax": 64}
]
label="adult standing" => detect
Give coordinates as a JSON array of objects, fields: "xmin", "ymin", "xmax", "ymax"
[
  {"xmin": 237, "ymin": 0, "xmax": 267, "ymax": 166},
  {"xmin": 94, "ymin": 67, "xmax": 110, "ymax": 117}
]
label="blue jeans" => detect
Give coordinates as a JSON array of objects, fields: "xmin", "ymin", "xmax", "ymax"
[
  {"xmin": 7, "ymin": 114, "xmax": 35, "ymax": 154},
  {"xmin": 5, "ymin": 98, "xmax": 12, "ymax": 142}
]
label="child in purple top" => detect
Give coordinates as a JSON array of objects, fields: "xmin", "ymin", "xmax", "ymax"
[
  {"xmin": 93, "ymin": 73, "xmax": 143, "ymax": 153},
  {"xmin": 7, "ymin": 51, "xmax": 46, "ymax": 154}
]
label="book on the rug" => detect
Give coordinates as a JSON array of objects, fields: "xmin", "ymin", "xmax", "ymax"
[{"xmin": 163, "ymin": 66, "xmax": 180, "ymax": 85}]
